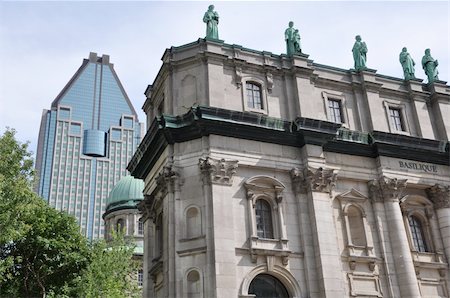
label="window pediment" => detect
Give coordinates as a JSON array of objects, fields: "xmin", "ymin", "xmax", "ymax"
[
  {"xmin": 336, "ymin": 188, "xmax": 368, "ymax": 204},
  {"xmin": 245, "ymin": 176, "xmax": 286, "ymax": 193}
]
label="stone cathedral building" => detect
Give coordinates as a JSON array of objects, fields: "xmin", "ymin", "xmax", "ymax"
[{"xmin": 128, "ymin": 36, "xmax": 450, "ymax": 297}]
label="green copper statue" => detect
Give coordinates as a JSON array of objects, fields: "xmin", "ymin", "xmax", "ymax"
[
  {"xmin": 203, "ymin": 5, "xmax": 219, "ymax": 39},
  {"xmin": 285, "ymin": 21, "xmax": 301, "ymax": 56},
  {"xmin": 352, "ymin": 35, "xmax": 368, "ymax": 71},
  {"xmin": 399, "ymin": 47, "xmax": 415, "ymax": 80},
  {"xmin": 421, "ymin": 49, "xmax": 439, "ymax": 83}
]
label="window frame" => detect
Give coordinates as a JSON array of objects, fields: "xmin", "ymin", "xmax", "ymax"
[
  {"xmin": 255, "ymin": 198, "xmax": 275, "ymax": 239},
  {"xmin": 383, "ymin": 100, "xmax": 411, "ymax": 135},
  {"xmin": 241, "ymin": 78, "xmax": 268, "ymax": 114},
  {"xmin": 322, "ymin": 91, "xmax": 349, "ymax": 127},
  {"xmin": 244, "ymin": 176, "xmax": 290, "ymax": 263},
  {"xmin": 408, "ymin": 215, "xmax": 428, "ymax": 252},
  {"xmin": 137, "ymin": 217, "xmax": 144, "ymax": 235}
]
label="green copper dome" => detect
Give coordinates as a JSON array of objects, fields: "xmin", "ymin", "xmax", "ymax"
[{"xmin": 105, "ymin": 176, "xmax": 144, "ymax": 214}]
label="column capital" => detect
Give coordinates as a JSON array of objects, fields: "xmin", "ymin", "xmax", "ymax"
[
  {"xmin": 155, "ymin": 164, "xmax": 179, "ymax": 194},
  {"xmin": 427, "ymin": 184, "xmax": 450, "ymax": 209},
  {"xmin": 291, "ymin": 166, "xmax": 337, "ymax": 195},
  {"xmin": 198, "ymin": 156, "xmax": 238, "ymax": 186},
  {"xmin": 368, "ymin": 176, "xmax": 407, "ymax": 202}
]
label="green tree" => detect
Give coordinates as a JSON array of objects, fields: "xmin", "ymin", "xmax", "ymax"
[
  {"xmin": 0, "ymin": 128, "xmax": 36, "ymax": 245},
  {"xmin": 0, "ymin": 129, "xmax": 141, "ymax": 297},
  {"xmin": 0, "ymin": 128, "xmax": 89, "ymax": 297},
  {"xmin": 76, "ymin": 231, "xmax": 141, "ymax": 298}
]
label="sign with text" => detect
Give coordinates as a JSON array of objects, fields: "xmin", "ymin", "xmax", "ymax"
[{"xmin": 398, "ymin": 161, "xmax": 438, "ymax": 173}]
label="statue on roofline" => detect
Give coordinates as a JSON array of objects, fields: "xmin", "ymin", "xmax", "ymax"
[
  {"xmin": 285, "ymin": 21, "xmax": 302, "ymax": 56},
  {"xmin": 352, "ymin": 35, "xmax": 368, "ymax": 71},
  {"xmin": 399, "ymin": 47, "xmax": 416, "ymax": 80},
  {"xmin": 421, "ymin": 48, "xmax": 439, "ymax": 83},
  {"xmin": 203, "ymin": 5, "xmax": 219, "ymax": 40}
]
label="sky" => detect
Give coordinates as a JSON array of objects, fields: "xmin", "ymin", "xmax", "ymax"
[{"xmin": 0, "ymin": 1, "xmax": 449, "ymax": 157}]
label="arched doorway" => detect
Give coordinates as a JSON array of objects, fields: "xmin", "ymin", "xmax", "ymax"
[{"xmin": 248, "ymin": 274, "xmax": 290, "ymax": 298}]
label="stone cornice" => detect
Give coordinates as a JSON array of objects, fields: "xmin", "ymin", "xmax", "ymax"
[
  {"xmin": 427, "ymin": 184, "xmax": 450, "ymax": 209},
  {"xmin": 128, "ymin": 106, "xmax": 449, "ymax": 180},
  {"xmin": 368, "ymin": 176, "xmax": 407, "ymax": 202}
]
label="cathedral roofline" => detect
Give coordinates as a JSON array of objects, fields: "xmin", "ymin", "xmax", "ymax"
[{"xmin": 128, "ymin": 105, "xmax": 449, "ymax": 180}]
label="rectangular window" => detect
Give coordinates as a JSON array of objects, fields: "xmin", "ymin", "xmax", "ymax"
[
  {"xmin": 121, "ymin": 116, "xmax": 134, "ymax": 129},
  {"xmin": 138, "ymin": 219, "xmax": 144, "ymax": 235},
  {"xmin": 246, "ymin": 82, "xmax": 262, "ymax": 109},
  {"xmin": 137, "ymin": 269, "xmax": 144, "ymax": 287},
  {"xmin": 328, "ymin": 99, "xmax": 343, "ymax": 123},
  {"xmin": 70, "ymin": 123, "xmax": 81, "ymax": 135},
  {"xmin": 389, "ymin": 108, "xmax": 404, "ymax": 131},
  {"xmin": 59, "ymin": 107, "xmax": 71, "ymax": 120}
]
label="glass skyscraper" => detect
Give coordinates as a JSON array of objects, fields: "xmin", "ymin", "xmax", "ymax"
[{"xmin": 35, "ymin": 52, "xmax": 142, "ymax": 239}]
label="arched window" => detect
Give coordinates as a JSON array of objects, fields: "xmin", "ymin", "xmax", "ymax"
[
  {"xmin": 248, "ymin": 274, "xmax": 290, "ymax": 298},
  {"xmin": 347, "ymin": 205, "xmax": 367, "ymax": 247},
  {"xmin": 186, "ymin": 207, "xmax": 201, "ymax": 239},
  {"xmin": 186, "ymin": 270, "xmax": 201, "ymax": 298},
  {"xmin": 408, "ymin": 215, "xmax": 428, "ymax": 252},
  {"xmin": 116, "ymin": 218, "xmax": 125, "ymax": 233},
  {"xmin": 255, "ymin": 199, "xmax": 273, "ymax": 239},
  {"xmin": 246, "ymin": 82, "xmax": 263, "ymax": 110}
]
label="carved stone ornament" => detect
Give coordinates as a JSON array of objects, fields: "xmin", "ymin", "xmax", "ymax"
[
  {"xmin": 291, "ymin": 167, "xmax": 337, "ymax": 194},
  {"xmin": 235, "ymin": 66, "xmax": 243, "ymax": 88},
  {"xmin": 266, "ymin": 72, "xmax": 273, "ymax": 93},
  {"xmin": 368, "ymin": 176, "xmax": 407, "ymax": 202},
  {"xmin": 290, "ymin": 167, "xmax": 307, "ymax": 194},
  {"xmin": 199, "ymin": 156, "xmax": 238, "ymax": 186},
  {"xmin": 138, "ymin": 196, "xmax": 153, "ymax": 222},
  {"xmin": 427, "ymin": 184, "xmax": 450, "ymax": 209},
  {"xmin": 155, "ymin": 165, "xmax": 179, "ymax": 195},
  {"xmin": 308, "ymin": 167, "xmax": 338, "ymax": 193}
]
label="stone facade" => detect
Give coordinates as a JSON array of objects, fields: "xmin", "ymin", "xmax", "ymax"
[{"xmin": 129, "ymin": 39, "xmax": 450, "ymax": 297}]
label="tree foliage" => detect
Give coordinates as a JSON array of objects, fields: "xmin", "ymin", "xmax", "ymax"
[
  {"xmin": 76, "ymin": 231, "xmax": 141, "ymax": 298},
  {"xmin": 0, "ymin": 128, "xmax": 141, "ymax": 297}
]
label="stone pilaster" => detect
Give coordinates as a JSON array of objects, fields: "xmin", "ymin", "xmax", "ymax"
[
  {"xmin": 291, "ymin": 166, "xmax": 344, "ymax": 297},
  {"xmin": 427, "ymin": 184, "xmax": 450, "ymax": 269},
  {"xmin": 198, "ymin": 156, "xmax": 238, "ymax": 298},
  {"xmin": 369, "ymin": 176, "xmax": 421, "ymax": 298},
  {"xmin": 155, "ymin": 165, "xmax": 179, "ymax": 298},
  {"xmin": 290, "ymin": 168, "xmax": 319, "ymax": 297}
]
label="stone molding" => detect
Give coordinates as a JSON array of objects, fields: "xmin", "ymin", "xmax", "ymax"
[
  {"xmin": 427, "ymin": 184, "xmax": 450, "ymax": 209},
  {"xmin": 198, "ymin": 156, "xmax": 238, "ymax": 186},
  {"xmin": 368, "ymin": 176, "xmax": 407, "ymax": 202},
  {"xmin": 290, "ymin": 166, "xmax": 337, "ymax": 195}
]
